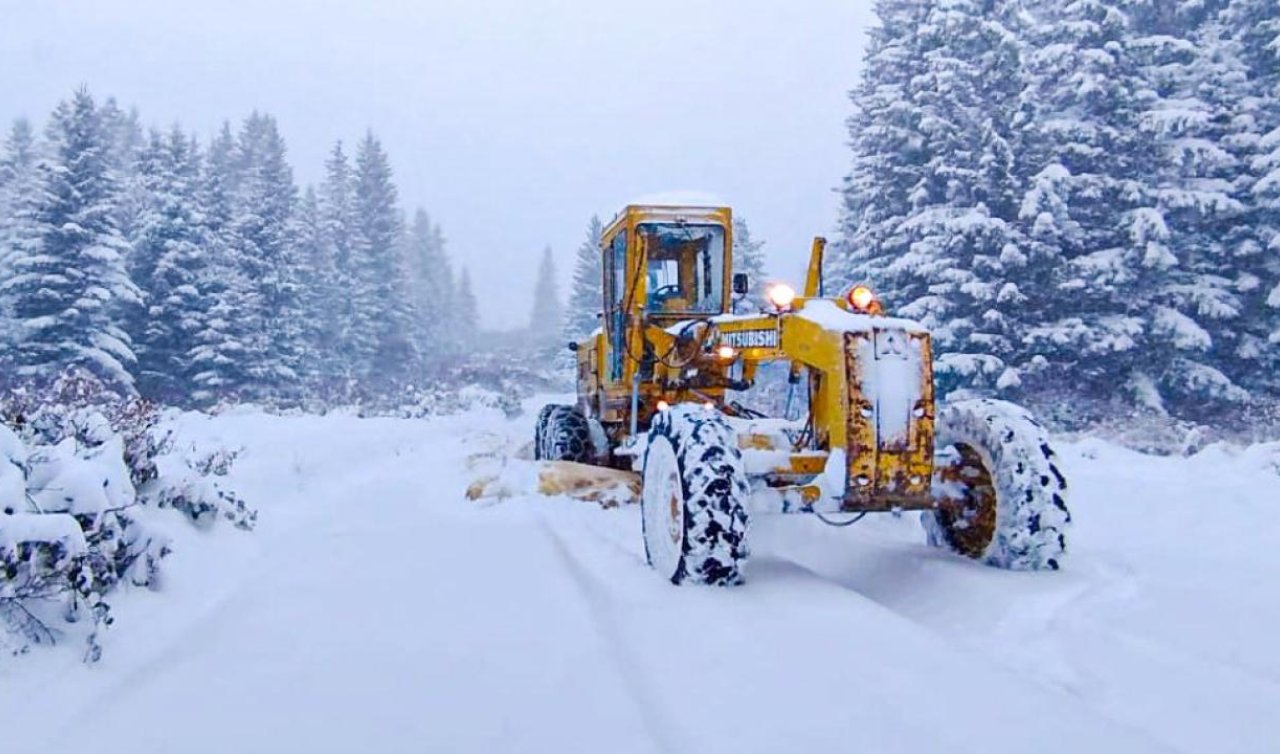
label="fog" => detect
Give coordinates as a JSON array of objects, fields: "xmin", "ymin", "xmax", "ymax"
[{"xmin": 0, "ymin": 0, "xmax": 872, "ymax": 329}]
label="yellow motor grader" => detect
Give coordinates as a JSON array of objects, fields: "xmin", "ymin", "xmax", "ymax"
[{"xmin": 536, "ymin": 203, "xmax": 1070, "ymax": 585}]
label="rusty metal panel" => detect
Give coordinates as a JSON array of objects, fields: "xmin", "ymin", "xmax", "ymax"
[{"xmin": 843, "ymin": 330, "xmax": 936, "ymax": 512}]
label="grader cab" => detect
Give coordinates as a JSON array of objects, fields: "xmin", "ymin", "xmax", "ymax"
[{"xmin": 537, "ymin": 203, "xmax": 1070, "ymax": 585}]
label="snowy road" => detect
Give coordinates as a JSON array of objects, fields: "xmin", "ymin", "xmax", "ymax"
[{"xmin": 3, "ymin": 399, "xmax": 1278, "ymax": 752}]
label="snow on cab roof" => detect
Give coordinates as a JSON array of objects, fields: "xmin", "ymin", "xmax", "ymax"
[{"xmin": 625, "ymin": 190, "xmax": 728, "ymax": 208}]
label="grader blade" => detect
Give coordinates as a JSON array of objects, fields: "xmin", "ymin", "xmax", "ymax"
[{"xmin": 466, "ymin": 460, "xmax": 640, "ymax": 508}]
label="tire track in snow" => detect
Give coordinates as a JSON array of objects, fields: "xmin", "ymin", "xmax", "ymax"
[
  {"xmin": 71, "ymin": 439, "xmax": 444, "ymax": 727},
  {"xmin": 536, "ymin": 511, "xmax": 674, "ymax": 754}
]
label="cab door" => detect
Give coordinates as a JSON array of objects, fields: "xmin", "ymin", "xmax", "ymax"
[{"xmin": 602, "ymin": 230, "xmax": 628, "ymax": 385}]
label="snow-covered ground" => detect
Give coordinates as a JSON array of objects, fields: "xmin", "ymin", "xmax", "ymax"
[{"xmin": 2, "ymin": 397, "xmax": 1278, "ymax": 753}]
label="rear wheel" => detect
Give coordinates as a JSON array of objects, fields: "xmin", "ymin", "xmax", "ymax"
[
  {"xmin": 535, "ymin": 404, "xmax": 592, "ymax": 463},
  {"xmin": 924, "ymin": 399, "xmax": 1070, "ymax": 571},
  {"xmin": 641, "ymin": 404, "xmax": 750, "ymax": 585}
]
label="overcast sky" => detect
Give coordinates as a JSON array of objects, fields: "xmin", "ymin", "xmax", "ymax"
[{"xmin": 0, "ymin": 0, "xmax": 874, "ymax": 329}]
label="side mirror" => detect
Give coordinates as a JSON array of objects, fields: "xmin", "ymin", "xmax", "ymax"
[
  {"xmin": 732, "ymin": 273, "xmax": 749, "ymax": 296},
  {"xmin": 567, "ymin": 341, "xmax": 579, "ymax": 352}
]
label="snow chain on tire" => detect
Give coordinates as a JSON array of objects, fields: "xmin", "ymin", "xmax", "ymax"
[
  {"xmin": 641, "ymin": 404, "xmax": 751, "ymax": 586},
  {"xmin": 534, "ymin": 404, "xmax": 592, "ymax": 463},
  {"xmin": 924, "ymin": 398, "xmax": 1071, "ymax": 571}
]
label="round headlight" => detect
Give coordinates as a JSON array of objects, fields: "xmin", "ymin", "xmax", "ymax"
[
  {"xmin": 848, "ymin": 285, "xmax": 876, "ymax": 312},
  {"xmin": 765, "ymin": 283, "xmax": 797, "ymax": 311}
]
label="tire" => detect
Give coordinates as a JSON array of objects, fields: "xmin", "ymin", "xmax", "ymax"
[
  {"xmin": 641, "ymin": 404, "xmax": 750, "ymax": 585},
  {"xmin": 923, "ymin": 398, "xmax": 1070, "ymax": 571},
  {"xmin": 534, "ymin": 404, "xmax": 592, "ymax": 463}
]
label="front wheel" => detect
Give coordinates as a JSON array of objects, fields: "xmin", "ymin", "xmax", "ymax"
[
  {"xmin": 641, "ymin": 404, "xmax": 750, "ymax": 585},
  {"xmin": 923, "ymin": 399, "xmax": 1071, "ymax": 571},
  {"xmin": 534, "ymin": 404, "xmax": 592, "ymax": 463}
]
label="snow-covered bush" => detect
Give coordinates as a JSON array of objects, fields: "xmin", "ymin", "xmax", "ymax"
[
  {"xmin": 0, "ymin": 369, "xmax": 254, "ymax": 660},
  {"xmin": 390, "ymin": 383, "xmax": 523, "ymax": 420},
  {"xmin": 303, "ymin": 352, "xmax": 565, "ymax": 420},
  {"xmin": 145, "ymin": 442, "xmax": 256, "ymax": 530}
]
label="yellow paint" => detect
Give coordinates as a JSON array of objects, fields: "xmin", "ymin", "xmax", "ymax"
[
  {"xmin": 570, "ymin": 203, "xmax": 937, "ymax": 511},
  {"xmin": 804, "ymin": 237, "xmax": 826, "ymax": 298}
]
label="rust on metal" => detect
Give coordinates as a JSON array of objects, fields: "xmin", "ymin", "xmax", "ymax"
[
  {"xmin": 841, "ymin": 331, "xmax": 936, "ymax": 513},
  {"xmin": 738, "ymin": 434, "xmax": 778, "ymax": 451}
]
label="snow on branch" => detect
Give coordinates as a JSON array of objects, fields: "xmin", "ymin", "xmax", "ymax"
[{"xmin": 0, "ymin": 368, "xmax": 255, "ymax": 661}]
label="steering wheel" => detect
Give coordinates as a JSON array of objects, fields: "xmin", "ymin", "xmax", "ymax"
[{"xmin": 651, "ymin": 284, "xmax": 681, "ymax": 300}]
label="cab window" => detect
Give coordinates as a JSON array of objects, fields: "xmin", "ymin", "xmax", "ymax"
[{"xmin": 640, "ymin": 223, "xmax": 725, "ymax": 314}]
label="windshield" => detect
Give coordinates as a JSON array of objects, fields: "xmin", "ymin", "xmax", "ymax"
[{"xmin": 640, "ymin": 223, "xmax": 726, "ymax": 314}]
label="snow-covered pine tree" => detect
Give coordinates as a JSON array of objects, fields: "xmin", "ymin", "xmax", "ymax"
[
  {"xmin": 0, "ymin": 119, "xmax": 40, "ymax": 360},
  {"xmin": 293, "ymin": 186, "xmax": 338, "ymax": 396},
  {"xmin": 730, "ymin": 216, "xmax": 768, "ymax": 313},
  {"xmin": 351, "ymin": 131, "xmax": 421, "ymax": 391},
  {"xmin": 98, "ymin": 98, "xmax": 145, "ymax": 245},
  {"xmin": 563, "ymin": 215, "xmax": 603, "ymax": 343},
  {"xmin": 837, "ymin": 0, "xmax": 1027, "ymax": 395},
  {"xmin": 1120, "ymin": 1, "xmax": 1254, "ymax": 413},
  {"xmin": 317, "ymin": 141, "xmax": 359, "ymax": 393},
  {"xmin": 0, "ymin": 88, "xmax": 141, "ymax": 391},
  {"xmin": 455, "ymin": 267, "xmax": 480, "ymax": 349},
  {"xmin": 189, "ymin": 122, "xmax": 252, "ymax": 404},
  {"xmin": 231, "ymin": 112, "xmax": 306, "ymax": 401},
  {"xmin": 1015, "ymin": 0, "xmax": 1172, "ymax": 411},
  {"xmin": 205, "ymin": 122, "xmax": 239, "ymax": 233},
  {"xmin": 905, "ymin": 0, "xmax": 1034, "ymax": 394},
  {"xmin": 529, "ymin": 245, "xmax": 563, "ymax": 353},
  {"xmin": 406, "ymin": 208, "xmax": 456, "ymax": 368},
  {"xmin": 1224, "ymin": 0, "xmax": 1280, "ymax": 399},
  {"xmin": 0, "ymin": 119, "xmax": 37, "ymax": 207},
  {"xmin": 833, "ymin": 0, "xmax": 932, "ymax": 304},
  {"xmin": 128, "ymin": 127, "xmax": 211, "ymax": 403}
]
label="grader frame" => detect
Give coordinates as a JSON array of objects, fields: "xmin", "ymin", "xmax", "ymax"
[{"xmin": 571, "ymin": 203, "xmax": 938, "ymax": 516}]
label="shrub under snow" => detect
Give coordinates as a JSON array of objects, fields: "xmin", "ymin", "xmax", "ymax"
[{"xmin": 0, "ymin": 370, "xmax": 254, "ymax": 661}]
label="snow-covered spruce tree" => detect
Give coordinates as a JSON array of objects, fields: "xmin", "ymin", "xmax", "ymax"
[
  {"xmin": 1014, "ymin": 0, "xmax": 1177, "ymax": 412},
  {"xmin": 731, "ymin": 216, "xmax": 768, "ymax": 313},
  {"xmin": 204, "ymin": 122, "xmax": 240, "ymax": 231},
  {"xmin": 128, "ymin": 127, "xmax": 212, "ymax": 404},
  {"xmin": 1112, "ymin": 1, "xmax": 1254, "ymax": 415},
  {"xmin": 292, "ymin": 186, "xmax": 338, "ymax": 395},
  {"xmin": 529, "ymin": 245, "xmax": 563, "ymax": 354},
  {"xmin": 351, "ymin": 132, "xmax": 421, "ymax": 391},
  {"xmin": 0, "ymin": 118, "xmax": 41, "ymax": 358},
  {"xmin": 455, "ymin": 267, "xmax": 480, "ymax": 349},
  {"xmin": 230, "ymin": 113, "xmax": 306, "ymax": 402},
  {"xmin": 406, "ymin": 208, "xmax": 457, "ymax": 370},
  {"xmin": 0, "ymin": 119, "xmax": 39, "ymax": 242},
  {"xmin": 316, "ymin": 141, "xmax": 360, "ymax": 395},
  {"xmin": 837, "ymin": 0, "xmax": 1027, "ymax": 395},
  {"xmin": 188, "ymin": 122, "xmax": 253, "ymax": 404},
  {"xmin": 0, "ymin": 88, "xmax": 141, "ymax": 392},
  {"xmin": 563, "ymin": 215, "xmax": 603, "ymax": 343},
  {"xmin": 1223, "ymin": 0, "xmax": 1280, "ymax": 399},
  {"xmin": 833, "ymin": 0, "xmax": 932, "ymax": 305},
  {"xmin": 98, "ymin": 98, "xmax": 145, "ymax": 246}
]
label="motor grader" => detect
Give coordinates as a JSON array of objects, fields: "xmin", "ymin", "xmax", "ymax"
[{"xmin": 536, "ymin": 203, "xmax": 1070, "ymax": 585}]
